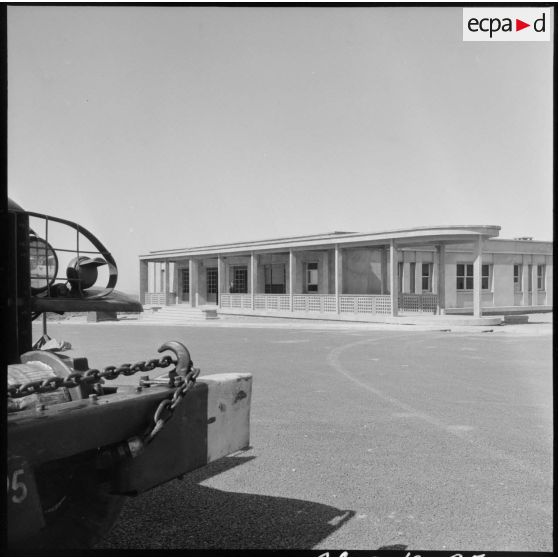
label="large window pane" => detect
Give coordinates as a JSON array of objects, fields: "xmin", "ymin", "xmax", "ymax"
[{"xmin": 264, "ymin": 264, "xmax": 286, "ymax": 294}]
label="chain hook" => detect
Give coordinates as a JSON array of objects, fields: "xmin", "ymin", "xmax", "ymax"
[{"xmin": 157, "ymin": 341, "xmax": 192, "ymax": 378}]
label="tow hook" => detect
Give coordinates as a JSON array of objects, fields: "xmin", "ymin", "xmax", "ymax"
[{"xmin": 157, "ymin": 341, "xmax": 193, "ymax": 379}]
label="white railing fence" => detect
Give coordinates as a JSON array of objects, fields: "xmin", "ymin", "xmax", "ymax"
[
  {"xmin": 218, "ymin": 293, "xmax": 438, "ymax": 315},
  {"xmin": 339, "ymin": 295, "xmax": 392, "ymax": 315},
  {"xmin": 220, "ymin": 294, "xmax": 253, "ymax": 309},
  {"xmin": 399, "ymin": 293, "xmax": 438, "ymax": 313},
  {"xmin": 144, "ymin": 292, "xmax": 167, "ymax": 305},
  {"xmin": 293, "ymin": 295, "xmax": 337, "ymax": 313},
  {"xmin": 254, "ymin": 294, "xmax": 291, "ymax": 311}
]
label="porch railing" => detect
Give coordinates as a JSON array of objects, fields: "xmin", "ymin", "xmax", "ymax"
[
  {"xmin": 220, "ymin": 294, "xmax": 253, "ymax": 309},
  {"xmin": 339, "ymin": 295, "xmax": 392, "ymax": 315},
  {"xmin": 144, "ymin": 292, "xmax": 168, "ymax": 305},
  {"xmin": 217, "ymin": 293, "xmax": 438, "ymax": 315},
  {"xmin": 293, "ymin": 294, "xmax": 337, "ymax": 313},
  {"xmin": 254, "ymin": 294, "xmax": 291, "ymax": 311},
  {"xmin": 399, "ymin": 293, "xmax": 438, "ymax": 313}
]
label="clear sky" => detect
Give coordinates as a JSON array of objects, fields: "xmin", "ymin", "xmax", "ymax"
[{"xmin": 8, "ymin": 6, "xmax": 553, "ymax": 294}]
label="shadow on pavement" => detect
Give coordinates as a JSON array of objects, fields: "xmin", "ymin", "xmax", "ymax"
[{"xmin": 96, "ymin": 455, "xmax": 355, "ymax": 550}]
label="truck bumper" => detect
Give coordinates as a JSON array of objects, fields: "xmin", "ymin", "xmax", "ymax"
[{"xmin": 8, "ymin": 373, "xmax": 252, "ymax": 543}]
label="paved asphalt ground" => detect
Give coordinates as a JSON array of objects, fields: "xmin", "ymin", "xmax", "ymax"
[{"xmin": 36, "ymin": 318, "xmax": 552, "ymax": 552}]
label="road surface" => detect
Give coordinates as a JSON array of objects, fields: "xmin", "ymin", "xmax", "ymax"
[{"xmin": 38, "ymin": 319, "xmax": 552, "ymax": 552}]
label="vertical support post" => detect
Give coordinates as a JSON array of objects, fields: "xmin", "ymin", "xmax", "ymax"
[
  {"xmin": 390, "ymin": 240, "xmax": 398, "ymax": 317},
  {"xmin": 414, "ymin": 257, "xmax": 422, "ymax": 294},
  {"xmin": 335, "ymin": 245, "xmax": 342, "ymax": 313},
  {"xmin": 152, "ymin": 262, "xmax": 158, "ymax": 294},
  {"xmin": 164, "ymin": 261, "xmax": 170, "ymax": 306},
  {"xmin": 544, "ymin": 261, "xmax": 552, "ymax": 306},
  {"xmin": 531, "ymin": 262, "xmax": 538, "ymax": 307},
  {"xmin": 402, "ymin": 261, "xmax": 411, "ymax": 294},
  {"xmin": 321, "ymin": 251, "xmax": 329, "ymax": 294},
  {"xmin": 217, "ymin": 256, "xmax": 224, "ymax": 308},
  {"xmin": 189, "ymin": 259, "xmax": 198, "ymax": 308},
  {"xmin": 173, "ymin": 263, "xmax": 179, "ymax": 304},
  {"xmin": 289, "ymin": 250, "xmax": 295, "ymax": 312},
  {"xmin": 139, "ymin": 260, "xmax": 148, "ymax": 304},
  {"xmin": 521, "ymin": 260, "xmax": 529, "ymax": 306},
  {"xmin": 251, "ymin": 252, "xmax": 257, "ymax": 310},
  {"xmin": 473, "ymin": 236, "xmax": 483, "ymax": 318},
  {"xmin": 436, "ymin": 245, "xmax": 446, "ymax": 315},
  {"xmin": 380, "ymin": 247, "xmax": 388, "ymax": 295}
]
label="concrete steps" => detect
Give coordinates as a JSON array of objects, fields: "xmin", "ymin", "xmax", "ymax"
[{"xmin": 140, "ymin": 305, "xmax": 219, "ymax": 323}]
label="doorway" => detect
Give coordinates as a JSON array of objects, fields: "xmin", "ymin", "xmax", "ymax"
[{"xmin": 206, "ymin": 267, "xmax": 218, "ymax": 304}]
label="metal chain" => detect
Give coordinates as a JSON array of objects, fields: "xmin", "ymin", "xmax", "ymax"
[
  {"xmin": 7, "ymin": 356, "xmax": 176, "ymax": 399},
  {"xmin": 143, "ymin": 366, "xmax": 200, "ymax": 445}
]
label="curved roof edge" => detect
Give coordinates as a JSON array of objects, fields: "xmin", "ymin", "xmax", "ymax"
[{"xmin": 140, "ymin": 225, "xmax": 502, "ymax": 259}]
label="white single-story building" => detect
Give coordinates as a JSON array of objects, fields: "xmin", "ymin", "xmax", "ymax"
[{"xmin": 139, "ymin": 225, "xmax": 552, "ymax": 320}]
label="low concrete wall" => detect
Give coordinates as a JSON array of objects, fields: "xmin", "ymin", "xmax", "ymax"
[
  {"xmin": 218, "ymin": 307, "xmax": 502, "ymax": 326},
  {"xmin": 446, "ymin": 305, "xmax": 552, "ymax": 315}
]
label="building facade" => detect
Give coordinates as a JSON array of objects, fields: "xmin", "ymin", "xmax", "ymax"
[{"xmin": 139, "ymin": 226, "xmax": 552, "ymax": 319}]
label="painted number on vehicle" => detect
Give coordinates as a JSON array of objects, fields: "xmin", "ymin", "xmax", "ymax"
[{"xmin": 7, "ymin": 469, "xmax": 28, "ymax": 504}]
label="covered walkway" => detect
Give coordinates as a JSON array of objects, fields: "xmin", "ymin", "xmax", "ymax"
[{"xmin": 139, "ymin": 225, "xmax": 552, "ymax": 321}]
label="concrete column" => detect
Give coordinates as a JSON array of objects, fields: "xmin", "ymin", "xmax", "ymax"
[
  {"xmin": 432, "ymin": 254, "xmax": 438, "ymax": 295},
  {"xmin": 189, "ymin": 259, "xmax": 199, "ymax": 308},
  {"xmin": 414, "ymin": 257, "xmax": 422, "ymax": 294},
  {"xmin": 335, "ymin": 245, "xmax": 343, "ymax": 313},
  {"xmin": 402, "ymin": 261, "xmax": 411, "ymax": 294},
  {"xmin": 531, "ymin": 262, "xmax": 538, "ymax": 307},
  {"xmin": 545, "ymin": 261, "xmax": 552, "ymax": 306},
  {"xmin": 521, "ymin": 261, "xmax": 530, "ymax": 306},
  {"xmin": 289, "ymin": 250, "xmax": 296, "ymax": 311},
  {"xmin": 473, "ymin": 237, "xmax": 483, "ymax": 318},
  {"xmin": 139, "ymin": 260, "xmax": 149, "ymax": 304},
  {"xmin": 380, "ymin": 247, "xmax": 388, "ymax": 295},
  {"xmin": 173, "ymin": 263, "xmax": 180, "ymax": 303},
  {"xmin": 321, "ymin": 251, "xmax": 329, "ymax": 294},
  {"xmin": 390, "ymin": 240, "xmax": 398, "ymax": 317},
  {"xmin": 164, "ymin": 261, "xmax": 170, "ymax": 305},
  {"xmin": 250, "ymin": 252, "xmax": 257, "ymax": 309},
  {"xmin": 152, "ymin": 262, "xmax": 158, "ymax": 293},
  {"xmin": 436, "ymin": 245, "xmax": 446, "ymax": 315},
  {"xmin": 217, "ymin": 256, "xmax": 225, "ymax": 308}
]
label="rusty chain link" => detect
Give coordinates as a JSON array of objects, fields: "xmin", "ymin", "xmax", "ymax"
[
  {"xmin": 9, "ymin": 339, "xmax": 200, "ymax": 457},
  {"xmin": 143, "ymin": 365, "xmax": 200, "ymax": 445},
  {"xmin": 7, "ymin": 356, "xmax": 177, "ymax": 399}
]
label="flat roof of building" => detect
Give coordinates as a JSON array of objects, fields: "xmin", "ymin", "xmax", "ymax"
[{"xmin": 140, "ymin": 225, "xmax": 508, "ymax": 260}]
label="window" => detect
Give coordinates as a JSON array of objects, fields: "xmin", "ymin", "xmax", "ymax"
[
  {"xmin": 527, "ymin": 265, "xmax": 533, "ymax": 292},
  {"xmin": 456, "ymin": 264, "xmax": 491, "ymax": 290},
  {"xmin": 206, "ymin": 267, "xmax": 218, "ymax": 294},
  {"xmin": 537, "ymin": 265, "xmax": 546, "ymax": 290},
  {"xmin": 398, "ymin": 262, "xmax": 404, "ymax": 293},
  {"xmin": 421, "ymin": 263, "xmax": 432, "ymax": 292},
  {"xmin": 409, "ymin": 262, "xmax": 416, "ymax": 293},
  {"xmin": 230, "ymin": 265, "xmax": 248, "ymax": 293},
  {"xmin": 513, "ymin": 264, "xmax": 522, "ymax": 293},
  {"xmin": 457, "ymin": 264, "xmax": 473, "ymax": 290},
  {"xmin": 306, "ymin": 262, "xmax": 318, "ymax": 293},
  {"xmin": 264, "ymin": 264, "xmax": 286, "ymax": 294},
  {"xmin": 481, "ymin": 265, "xmax": 490, "ymax": 290}
]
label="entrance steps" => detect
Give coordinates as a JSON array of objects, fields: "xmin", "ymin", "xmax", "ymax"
[{"xmin": 140, "ymin": 305, "xmax": 219, "ymax": 324}]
